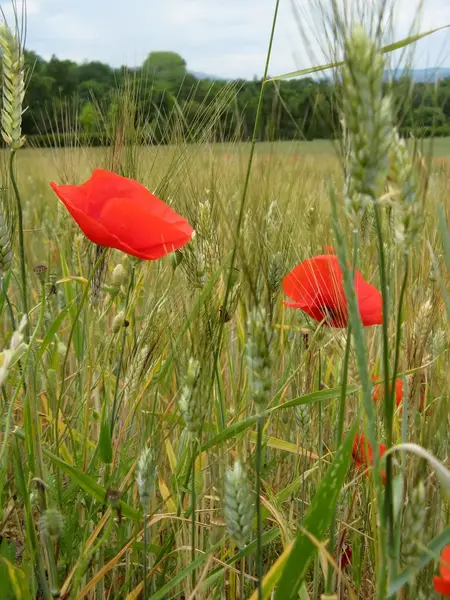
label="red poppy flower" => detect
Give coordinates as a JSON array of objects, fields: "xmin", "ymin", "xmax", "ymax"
[
  {"xmin": 50, "ymin": 169, "xmax": 194, "ymax": 260},
  {"xmin": 372, "ymin": 378, "xmax": 404, "ymax": 407},
  {"xmin": 434, "ymin": 545, "xmax": 450, "ymax": 596},
  {"xmin": 336, "ymin": 544, "xmax": 353, "ymax": 569},
  {"xmin": 352, "ymin": 434, "xmax": 387, "ymax": 484},
  {"xmin": 323, "ymin": 244, "xmax": 336, "ymax": 254},
  {"xmin": 372, "ymin": 377, "xmax": 431, "ymax": 415},
  {"xmin": 283, "ymin": 255, "xmax": 382, "ymax": 327}
]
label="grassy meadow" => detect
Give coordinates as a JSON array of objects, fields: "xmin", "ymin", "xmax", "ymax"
[
  {"xmin": 1, "ymin": 6, "xmax": 450, "ymax": 600},
  {"xmin": 0, "ymin": 136, "xmax": 448, "ymax": 599}
]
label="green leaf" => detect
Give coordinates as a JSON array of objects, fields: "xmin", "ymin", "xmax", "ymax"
[
  {"xmin": 0, "ymin": 558, "xmax": 31, "ymax": 600},
  {"xmin": 0, "ymin": 271, "xmax": 12, "ymax": 318},
  {"xmin": 36, "ymin": 301, "xmax": 74, "ymax": 362},
  {"xmin": 98, "ymin": 420, "xmax": 113, "ymax": 464},
  {"xmin": 274, "ymin": 422, "xmax": 357, "ymax": 600},
  {"xmin": 201, "ymin": 527, "xmax": 280, "ymax": 591},
  {"xmin": 58, "ymin": 248, "xmax": 84, "ymax": 361},
  {"xmin": 268, "ymin": 385, "xmax": 358, "ymax": 413},
  {"xmin": 147, "ymin": 540, "xmax": 224, "ymax": 600},
  {"xmin": 40, "ymin": 444, "xmax": 140, "ymax": 522},
  {"xmin": 202, "ymin": 385, "xmax": 357, "ymax": 452},
  {"xmin": 267, "ymin": 25, "xmax": 450, "ymax": 82},
  {"xmin": 388, "ymin": 525, "xmax": 450, "ymax": 596}
]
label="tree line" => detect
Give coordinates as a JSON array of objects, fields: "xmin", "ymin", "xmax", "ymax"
[{"xmin": 18, "ymin": 50, "xmax": 450, "ymax": 146}]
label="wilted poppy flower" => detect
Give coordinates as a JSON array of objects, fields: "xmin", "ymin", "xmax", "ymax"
[
  {"xmin": 372, "ymin": 377, "xmax": 404, "ymax": 407},
  {"xmin": 283, "ymin": 255, "xmax": 382, "ymax": 327},
  {"xmin": 336, "ymin": 543, "xmax": 353, "ymax": 569},
  {"xmin": 434, "ymin": 545, "xmax": 450, "ymax": 596},
  {"xmin": 352, "ymin": 434, "xmax": 387, "ymax": 484},
  {"xmin": 50, "ymin": 169, "xmax": 193, "ymax": 260}
]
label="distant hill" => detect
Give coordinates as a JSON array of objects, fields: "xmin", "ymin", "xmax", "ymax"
[
  {"xmin": 384, "ymin": 67, "xmax": 450, "ymax": 82},
  {"xmin": 191, "ymin": 67, "xmax": 450, "ymax": 83},
  {"xmin": 191, "ymin": 71, "xmax": 220, "ymax": 80}
]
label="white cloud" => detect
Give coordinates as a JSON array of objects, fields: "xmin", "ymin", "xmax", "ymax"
[{"xmin": 0, "ymin": 0, "xmax": 447, "ymax": 78}]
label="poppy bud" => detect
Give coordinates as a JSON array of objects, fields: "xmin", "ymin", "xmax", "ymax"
[
  {"xmin": 112, "ymin": 310, "xmax": 126, "ymax": 334},
  {"xmin": 111, "ymin": 264, "xmax": 127, "ymax": 288},
  {"xmin": 169, "ymin": 250, "xmax": 183, "ymax": 271},
  {"xmin": 57, "ymin": 341, "xmax": 67, "ymax": 359},
  {"xmin": 39, "ymin": 508, "xmax": 64, "ymax": 539}
]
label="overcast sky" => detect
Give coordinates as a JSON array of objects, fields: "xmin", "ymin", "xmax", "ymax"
[{"xmin": 2, "ymin": 0, "xmax": 449, "ymax": 79}]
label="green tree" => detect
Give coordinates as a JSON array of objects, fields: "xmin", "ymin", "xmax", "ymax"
[
  {"xmin": 80, "ymin": 101, "xmax": 99, "ymax": 133},
  {"xmin": 142, "ymin": 51, "xmax": 187, "ymax": 86}
]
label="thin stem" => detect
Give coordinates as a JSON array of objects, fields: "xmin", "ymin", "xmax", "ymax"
[
  {"xmin": 9, "ymin": 150, "xmax": 29, "ymax": 336},
  {"xmin": 372, "ymin": 201, "xmax": 392, "ymax": 598},
  {"xmin": 111, "ymin": 263, "xmax": 135, "ymax": 434},
  {"xmin": 143, "ymin": 510, "xmax": 148, "ymax": 600},
  {"xmin": 209, "ymin": 0, "xmax": 280, "ymax": 431},
  {"xmin": 326, "ymin": 323, "xmax": 352, "ymax": 593},
  {"xmin": 373, "ymin": 203, "xmax": 391, "ymax": 431},
  {"xmin": 255, "ymin": 415, "xmax": 264, "ymax": 599},
  {"xmin": 240, "ymin": 556, "xmax": 245, "ymax": 600},
  {"xmin": 191, "ymin": 437, "xmax": 197, "ymax": 591},
  {"xmin": 386, "ymin": 254, "xmax": 409, "ymax": 577}
]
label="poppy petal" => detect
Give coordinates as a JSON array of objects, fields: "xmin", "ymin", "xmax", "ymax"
[
  {"xmin": 99, "ymin": 196, "xmax": 193, "ymax": 258},
  {"xmin": 354, "ymin": 271, "xmax": 383, "ymax": 325},
  {"xmin": 440, "ymin": 546, "xmax": 450, "ymax": 580},
  {"xmin": 51, "ymin": 170, "xmax": 193, "ymax": 261},
  {"xmin": 283, "ymin": 255, "xmax": 382, "ymax": 328},
  {"xmin": 51, "ymin": 182, "xmax": 117, "ymax": 247},
  {"xmin": 434, "ymin": 576, "xmax": 450, "ymax": 596}
]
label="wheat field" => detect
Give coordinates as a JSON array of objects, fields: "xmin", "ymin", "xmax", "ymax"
[{"xmin": 0, "ymin": 4, "xmax": 450, "ymax": 600}]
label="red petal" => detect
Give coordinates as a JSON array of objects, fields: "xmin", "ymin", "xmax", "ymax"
[
  {"xmin": 283, "ymin": 255, "xmax": 382, "ymax": 328},
  {"xmin": 282, "ymin": 255, "xmax": 348, "ymax": 326},
  {"xmin": 372, "ymin": 378, "xmax": 404, "ymax": 407},
  {"xmin": 99, "ymin": 196, "xmax": 193, "ymax": 259},
  {"xmin": 50, "ymin": 182, "xmax": 117, "ymax": 247},
  {"xmin": 434, "ymin": 576, "xmax": 450, "ymax": 596},
  {"xmin": 395, "ymin": 379, "xmax": 404, "ymax": 406},
  {"xmin": 50, "ymin": 170, "xmax": 193, "ymax": 260},
  {"xmin": 354, "ymin": 270, "xmax": 383, "ymax": 325},
  {"xmin": 440, "ymin": 546, "xmax": 450, "ymax": 580}
]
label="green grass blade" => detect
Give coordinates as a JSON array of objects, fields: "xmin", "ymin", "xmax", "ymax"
[
  {"xmin": 274, "ymin": 421, "xmax": 357, "ymax": 599},
  {"xmin": 1, "ymin": 558, "xmax": 32, "ymax": 600},
  {"xmin": 202, "ymin": 385, "xmax": 356, "ymax": 452},
  {"xmin": 387, "ymin": 525, "xmax": 450, "ymax": 596},
  {"xmin": 267, "ymin": 25, "xmax": 449, "ymax": 82},
  {"xmin": 40, "ymin": 444, "xmax": 140, "ymax": 522},
  {"xmin": 36, "ymin": 301, "xmax": 74, "ymax": 362}
]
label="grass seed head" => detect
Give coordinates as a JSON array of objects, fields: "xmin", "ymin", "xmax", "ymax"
[
  {"xmin": 246, "ymin": 307, "xmax": 272, "ymax": 414},
  {"xmin": 136, "ymin": 446, "xmax": 157, "ymax": 514},
  {"xmin": 0, "ymin": 24, "xmax": 25, "ymax": 150},
  {"xmin": 341, "ymin": 26, "xmax": 393, "ymax": 224},
  {"xmin": 224, "ymin": 460, "xmax": 254, "ymax": 550},
  {"xmin": 178, "ymin": 357, "xmax": 203, "ymax": 434},
  {"xmin": 401, "ymin": 480, "xmax": 427, "ymax": 571}
]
